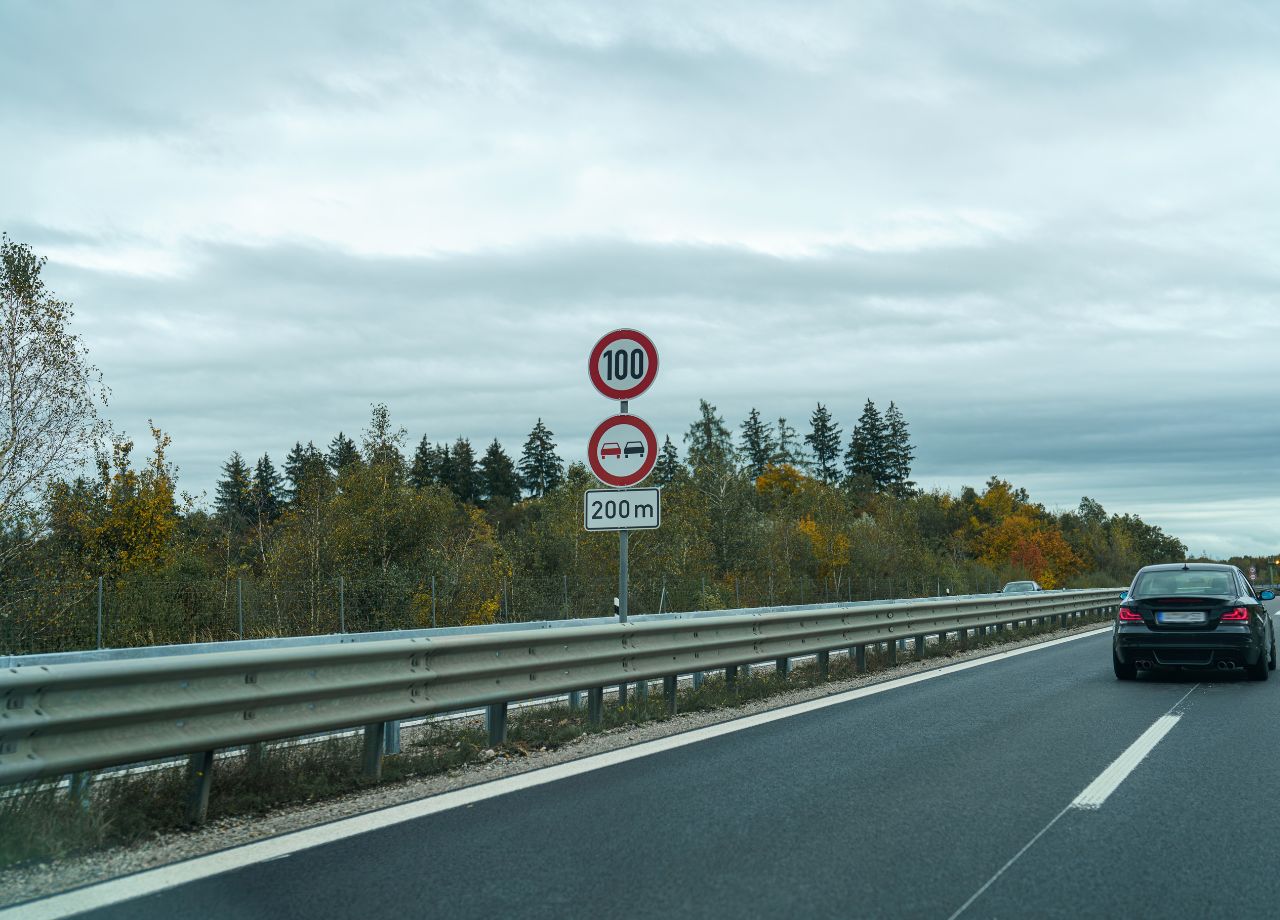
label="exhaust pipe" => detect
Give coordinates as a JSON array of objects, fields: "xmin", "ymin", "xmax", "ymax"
[
  {"xmin": 1217, "ymin": 661, "xmax": 1237, "ymax": 671},
  {"xmin": 1136, "ymin": 660, "xmax": 1152, "ymax": 670}
]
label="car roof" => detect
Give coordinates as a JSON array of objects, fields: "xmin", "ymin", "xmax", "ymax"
[{"xmin": 1135, "ymin": 563, "xmax": 1236, "ymax": 573}]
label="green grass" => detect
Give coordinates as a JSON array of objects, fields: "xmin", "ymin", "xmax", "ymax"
[{"xmin": 0, "ymin": 609, "xmax": 1109, "ymax": 871}]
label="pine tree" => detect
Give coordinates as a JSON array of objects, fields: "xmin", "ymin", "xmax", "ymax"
[
  {"xmin": 479, "ymin": 438, "xmax": 520, "ymax": 506},
  {"xmin": 326, "ymin": 432, "xmax": 361, "ymax": 477},
  {"xmin": 436, "ymin": 444, "xmax": 455, "ymax": 495},
  {"xmin": 447, "ymin": 437, "xmax": 478, "ymax": 504},
  {"xmin": 804, "ymin": 403, "xmax": 842, "ymax": 484},
  {"xmin": 845, "ymin": 399, "xmax": 888, "ymax": 490},
  {"xmin": 214, "ymin": 452, "xmax": 254, "ymax": 523},
  {"xmin": 250, "ymin": 454, "xmax": 283, "ymax": 522},
  {"xmin": 773, "ymin": 416, "xmax": 805, "ymax": 468},
  {"xmin": 739, "ymin": 408, "xmax": 774, "ymax": 478},
  {"xmin": 881, "ymin": 401, "xmax": 916, "ymax": 497},
  {"xmin": 283, "ymin": 441, "xmax": 327, "ymax": 502},
  {"xmin": 684, "ymin": 399, "xmax": 735, "ymax": 471},
  {"xmin": 409, "ymin": 435, "xmax": 440, "ymax": 488},
  {"xmin": 654, "ymin": 435, "xmax": 683, "ymax": 485},
  {"xmin": 518, "ymin": 419, "xmax": 564, "ymax": 497}
]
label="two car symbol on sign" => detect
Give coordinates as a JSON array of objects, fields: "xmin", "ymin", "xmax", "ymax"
[{"xmin": 600, "ymin": 441, "xmax": 644, "ymax": 461}]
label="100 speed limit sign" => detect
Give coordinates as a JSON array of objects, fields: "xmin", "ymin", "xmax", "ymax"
[{"xmin": 588, "ymin": 329, "xmax": 659, "ymax": 400}]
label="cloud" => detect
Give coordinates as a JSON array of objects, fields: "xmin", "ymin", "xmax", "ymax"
[{"xmin": 3, "ymin": 1, "xmax": 1279, "ymax": 555}]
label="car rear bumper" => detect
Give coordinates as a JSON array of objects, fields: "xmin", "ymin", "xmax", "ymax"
[{"xmin": 1114, "ymin": 624, "xmax": 1262, "ymax": 668}]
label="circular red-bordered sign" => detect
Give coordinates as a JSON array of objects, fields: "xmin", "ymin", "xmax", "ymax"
[
  {"xmin": 588, "ymin": 329, "xmax": 659, "ymax": 401},
  {"xmin": 587, "ymin": 414, "xmax": 659, "ymax": 487}
]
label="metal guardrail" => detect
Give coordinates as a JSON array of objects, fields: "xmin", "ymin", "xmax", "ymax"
[{"xmin": 0, "ymin": 589, "xmax": 1121, "ymax": 807}]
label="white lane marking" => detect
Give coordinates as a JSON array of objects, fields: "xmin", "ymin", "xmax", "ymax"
[
  {"xmin": 947, "ymin": 683, "xmax": 1197, "ymax": 920},
  {"xmin": 1070, "ymin": 713, "xmax": 1182, "ymax": 810},
  {"xmin": 7, "ymin": 626, "xmax": 1111, "ymax": 920}
]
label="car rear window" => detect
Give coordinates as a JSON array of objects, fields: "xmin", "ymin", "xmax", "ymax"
[{"xmin": 1131, "ymin": 570, "xmax": 1236, "ymax": 598}]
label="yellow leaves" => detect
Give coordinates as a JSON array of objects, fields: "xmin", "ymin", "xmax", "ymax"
[
  {"xmin": 797, "ymin": 513, "xmax": 850, "ymax": 578},
  {"xmin": 975, "ymin": 511, "xmax": 1082, "ymax": 588},
  {"xmin": 755, "ymin": 462, "xmax": 805, "ymax": 496}
]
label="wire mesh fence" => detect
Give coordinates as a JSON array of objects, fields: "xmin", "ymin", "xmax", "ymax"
[{"xmin": 0, "ymin": 569, "xmax": 1007, "ymax": 656}]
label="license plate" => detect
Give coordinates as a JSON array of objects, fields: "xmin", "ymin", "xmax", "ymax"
[{"xmin": 1157, "ymin": 611, "xmax": 1206, "ymax": 625}]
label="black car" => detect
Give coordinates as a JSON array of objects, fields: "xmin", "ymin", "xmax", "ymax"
[{"xmin": 1113, "ymin": 562, "xmax": 1276, "ymax": 680}]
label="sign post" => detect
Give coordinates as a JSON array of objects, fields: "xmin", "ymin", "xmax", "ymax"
[{"xmin": 586, "ymin": 329, "xmax": 660, "ymax": 625}]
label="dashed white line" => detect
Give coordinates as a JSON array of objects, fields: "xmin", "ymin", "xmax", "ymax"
[{"xmin": 947, "ymin": 684, "xmax": 1197, "ymax": 920}]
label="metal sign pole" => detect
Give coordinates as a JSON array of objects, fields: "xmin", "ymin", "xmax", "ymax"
[
  {"xmin": 619, "ymin": 529, "xmax": 629, "ymax": 623},
  {"xmin": 619, "ymin": 397, "xmax": 628, "ymax": 624}
]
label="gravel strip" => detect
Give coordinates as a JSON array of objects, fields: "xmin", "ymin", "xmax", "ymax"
[{"xmin": 0, "ymin": 621, "xmax": 1109, "ymax": 908}]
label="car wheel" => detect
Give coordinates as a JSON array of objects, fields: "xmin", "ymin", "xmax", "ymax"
[
  {"xmin": 1248, "ymin": 648, "xmax": 1270, "ymax": 681},
  {"xmin": 1113, "ymin": 649, "xmax": 1136, "ymax": 681}
]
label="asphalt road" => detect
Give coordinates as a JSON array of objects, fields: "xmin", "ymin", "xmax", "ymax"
[{"xmin": 34, "ymin": 602, "xmax": 1280, "ymax": 919}]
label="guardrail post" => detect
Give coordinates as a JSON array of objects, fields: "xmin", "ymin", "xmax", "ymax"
[
  {"xmin": 618, "ymin": 683, "xmax": 629, "ymax": 707},
  {"xmin": 693, "ymin": 671, "xmax": 704, "ymax": 689},
  {"xmin": 726, "ymin": 664, "xmax": 738, "ymax": 687},
  {"xmin": 855, "ymin": 644, "xmax": 867, "ymax": 672},
  {"xmin": 887, "ymin": 640, "xmax": 897, "ymax": 666},
  {"xmin": 913, "ymin": 634, "xmax": 925, "ymax": 660},
  {"xmin": 664, "ymin": 675, "xmax": 677, "ymax": 714},
  {"xmin": 486, "ymin": 703, "xmax": 507, "ymax": 747},
  {"xmin": 817, "ymin": 650, "xmax": 829, "ymax": 681},
  {"xmin": 362, "ymin": 723, "xmax": 385, "ymax": 781},
  {"xmin": 568, "ymin": 690, "xmax": 582, "ymax": 711},
  {"xmin": 588, "ymin": 687, "xmax": 604, "ymax": 726},
  {"xmin": 246, "ymin": 742, "xmax": 266, "ymax": 767},
  {"xmin": 68, "ymin": 771, "xmax": 92, "ymax": 808},
  {"xmin": 775, "ymin": 656, "xmax": 790, "ymax": 678},
  {"xmin": 384, "ymin": 721, "xmax": 401, "ymax": 755},
  {"xmin": 185, "ymin": 750, "xmax": 215, "ymax": 825}
]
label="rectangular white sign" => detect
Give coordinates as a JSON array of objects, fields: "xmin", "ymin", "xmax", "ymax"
[{"xmin": 583, "ymin": 487, "xmax": 661, "ymax": 531}]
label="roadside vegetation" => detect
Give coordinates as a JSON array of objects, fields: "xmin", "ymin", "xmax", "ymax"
[{"xmin": 0, "ymin": 609, "xmax": 1111, "ymax": 870}]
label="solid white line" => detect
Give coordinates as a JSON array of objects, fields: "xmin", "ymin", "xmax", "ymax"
[
  {"xmin": 947, "ymin": 683, "xmax": 1197, "ymax": 920},
  {"xmin": 5, "ymin": 626, "xmax": 1110, "ymax": 920}
]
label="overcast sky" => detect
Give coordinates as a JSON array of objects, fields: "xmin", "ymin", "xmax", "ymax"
[{"xmin": 3, "ymin": 1, "xmax": 1278, "ymax": 558}]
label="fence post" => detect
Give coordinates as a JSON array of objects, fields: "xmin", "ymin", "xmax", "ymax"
[
  {"xmin": 185, "ymin": 750, "xmax": 215, "ymax": 825},
  {"xmin": 658, "ymin": 576, "xmax": 667, "ymax": 615},
  {"xmin": 339, "ymin": 576, "xmax": 346, "ymax": 633},
  {"xmin": 562, "ymin": 574, "xmax": 569, "ymax": 617},
  {"xmin": 237, "ymin": 576, "xmax": 244, "ymax": 639},
  {"xmin": 96, "ymin": 576, "xmax": 104, "ymax": 649},
  {"xmin": 431, "ymin": 575, "xmax": 437, "ymax": 628},
  {"xmin": 734, "ymin": 576, "xmax": 740, "ymax": 608},
  {"xmin": 768, "ymin": 572, "xmax": 774, "ymax": 606}
]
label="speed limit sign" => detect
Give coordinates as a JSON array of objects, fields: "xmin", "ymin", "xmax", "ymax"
[{"xmin": 588, "ymin": 329, "xmax": 658, "ymax": 400}]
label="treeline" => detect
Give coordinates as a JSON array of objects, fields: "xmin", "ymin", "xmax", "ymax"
[{"xmin": 7, "ymin": 398, "xmax": 1188, "ymax": 632}]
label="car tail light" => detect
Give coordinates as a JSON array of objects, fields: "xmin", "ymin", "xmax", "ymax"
[
  {"xmin": 1221, "ymin": 607, "xmax": 1249, "ymax": 621},
  {"xmin": 1118, "ymin": 606, "xmax": 1141, "ymax": 621}
]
